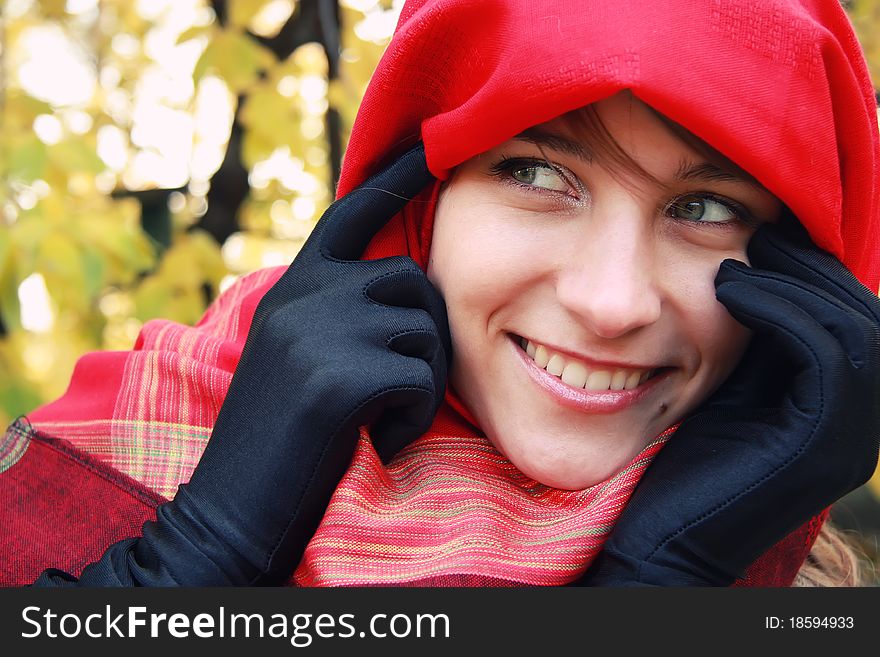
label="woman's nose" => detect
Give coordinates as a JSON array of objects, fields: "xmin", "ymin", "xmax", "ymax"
[{"xmin": 555, "ymin": 209, "xmax": 662, "ymax": 339}]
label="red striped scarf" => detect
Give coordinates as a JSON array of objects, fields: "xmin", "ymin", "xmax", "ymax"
[{"xmin": 294, "ymin": 430, "xmax": 670, "ymax": 586}]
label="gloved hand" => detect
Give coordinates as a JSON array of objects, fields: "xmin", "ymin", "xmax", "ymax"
[
  {"xmin": 34, "ymin": 143, "xmax": 451, "ymax": 586},
  {"xmin": 578, "ymin": 216, "xmax": 880, "ymax": 586}
]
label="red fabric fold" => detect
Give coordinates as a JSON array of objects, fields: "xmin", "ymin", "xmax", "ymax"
[{"xmin": 1, "ymin": 420, "xmax": 164, "ymax": 586}]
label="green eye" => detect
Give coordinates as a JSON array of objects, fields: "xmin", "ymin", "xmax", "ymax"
[
  {"xmin": 667, "ymin": 194, "xmax": 739, "ymax": 223},
  {"xmin": 490, "ymin": 157, "xmax": 575, "ymax": 195},
  {"xmin": 511, "ymin": 164, "xmax": 569, "ymax": 192}
]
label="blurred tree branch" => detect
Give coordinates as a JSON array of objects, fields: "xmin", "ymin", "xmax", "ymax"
[{"xmin": 197, "ymin": 0, "xmax": 342, "ymax": 245}]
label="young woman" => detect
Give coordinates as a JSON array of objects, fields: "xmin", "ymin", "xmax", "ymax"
[{"xmin": 3, "ymin": 0, "xmax": 878, "ymax": 586}]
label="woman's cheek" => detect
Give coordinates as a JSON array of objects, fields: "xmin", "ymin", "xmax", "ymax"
[
  {"xmin": 669, "ymin": 244, "xmax": 753, "ymax": 390},
  {"xmin": 432, "ymin": 208, "xmax": 537, "ymax": 299}
]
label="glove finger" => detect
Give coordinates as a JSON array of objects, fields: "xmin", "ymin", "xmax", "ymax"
[
  {"xmin": 378, "ymin": 301, "xmax": 449, "ymax": 422},
  {"xmin": 715, "ymin": 279, "xmax": 847, "ymax": 415},
  {"xmin": 353, "ymin": 358, "xmax": 440, "ymax": 463},
  {"xmin": 746, "ymin": 216, "xmax": 880, "ymax": 325},
  {"xmin": 365, "ymin": 256, "xmax": 446, "ymax": 312},
  {"xmin": 365, "ymin": 260, "xmax": 452, "ymax": 362},
  {"xmin": 371, "ymin": 389, "xmax": 438, "ymax": 463},
  {"xmin": 377, "ymin": 305, "xmax": 448, "ymax": 435},
  {"xmin": 386, "ymin": 324, "xmax": 443, "ymax": 362},
  {"xmin": 700, "ymin": 333, "xmax": 793, "ymax": 409},
  {"xmin": 717, "ymin": 259, "xmax": 878, "ymax": 369},
  {"xmin": 391, "ymin": 329, "xmax": 448, "ymax": 418},
  {"xmin": 318, "ymin": 143, "xmax": 433, "ymax": 261}
]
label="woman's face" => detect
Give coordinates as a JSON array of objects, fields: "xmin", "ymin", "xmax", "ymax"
[{"xmin": 427, "ymin": 92, "xmax": 782, "ymax": 489}]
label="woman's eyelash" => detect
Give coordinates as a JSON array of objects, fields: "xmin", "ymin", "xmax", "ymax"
[
  {"xmin": 664, "ymin": 193, "xmax": 761, "ymax": 229},
  {"xmin": 488, "ymin": 156, "xmax": 761, "ymax": 229},
  {"xmin": 489, "ymin": 156, "xmax": 580, "ymax": 196}
]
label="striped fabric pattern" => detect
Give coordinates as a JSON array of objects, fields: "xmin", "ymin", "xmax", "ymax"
[
  {"xmin": 31, "ymin": 266, "xmax": 283, "ymax": 500},
  {"xmin": 294, "ymin": 428, "xmax": 671, "ymax": 587},
  {"xmin": 20, "ymin": 417, "xmax": 211, "ymax": 498}
]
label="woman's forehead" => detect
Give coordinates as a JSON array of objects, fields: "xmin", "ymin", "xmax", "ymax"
[{"xmin": 512, "ymin": 93, "xmax": 765, "ymax": 192}]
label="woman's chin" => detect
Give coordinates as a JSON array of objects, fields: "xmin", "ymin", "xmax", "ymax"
[
  {"xmin": 520, "ymin": 463, "xmax": 623, "ymax": 490},
  {"xmin": 481, "ymin": 414, "xmax": 659, "ymax": 490},
  {"xmin": 492, "ymin": 440, "xmax": 634, "ymax": 490}
]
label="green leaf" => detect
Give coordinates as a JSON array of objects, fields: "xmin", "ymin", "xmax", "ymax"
[
  {"xmin": 37, "ymin": 233, "xmax": 91, "ymax": 313},
  {"xmin": 194, "ymin": 29, "xmax": 276, "ymax": 93},
  {"xmin": 80, "ymin": 248, "xmax": 107, "ymax": 298},
  {"xmin": 48, "ymin": 140, "xmax": 106, "ymax": 176},
  {"xmin": 10, "ymin": 219, "xmax": 50, "ymax": 271},
  {"xmin": 0, "ymin": 232, "xmax": 21, "ymax": 332},
  {"xmin": 0, "ymin": 375, "xmax": 43, "ymax": 422},
  {"xmin": 132, "ymin": 275, "xmax": 171, "ymax": 322},
  {"xmin": 239, "ymin": 84, "xmax": 302, "ymax": 146},
  {"xmin": 76, "ymin": 214, "xmax": 156, "ymax": 284},
  {"xmin": 229, "ymin": 0, "xmax": 273, "ymax": 30},
  {"xmin": 176, "ymin": 24, "xmax": 212, "ymax": 45},
  {"xmin": 3, "ymin": 92, "xmax": 53, "ymax": 131},
  {"xmin": 241, "ymin": 129, "xmax": 281, "ymax": 170},
  {"xmin": 7, "ymin": 135, "xmax": 49, "ymax": 182},
  {"xmin": 187, "ymin": 230, "xmax": 228, "ymax": 287}
]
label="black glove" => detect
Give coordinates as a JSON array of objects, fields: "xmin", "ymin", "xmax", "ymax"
[
  {"xmin": 34, "ymin": 143, "xmax": 451, "ymax": 586},
  {"xmin": 578, "ymin": 216, "xmax": 880, "ymax": 586}
]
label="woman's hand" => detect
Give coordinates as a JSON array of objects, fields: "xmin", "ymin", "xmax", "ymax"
[
  {"xmin": 35, "ymin": 143, "xmax": 451, "ymax": 586},
  {"xmin": 578, "ymin": 216, "xmax": 880, "ymax": 586}
]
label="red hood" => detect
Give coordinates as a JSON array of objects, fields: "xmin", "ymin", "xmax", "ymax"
[{"xmin": 342, "ymin": 0, "xmax": 880, "ymax": 291}]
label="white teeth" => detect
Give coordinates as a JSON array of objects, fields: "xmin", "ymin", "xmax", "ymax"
[
  {"xmin": 610, "ymin": 370, "xmax": 628, "ymax": 390},
  {"xmin": 561, "ymin": 361, "xmax": 588, "ymax": 388},
  {"xmin": 533, "ymin": 344, "xmax": 550, "ymax": 368},
  {"xmin": 521, "ymin": 338, "xmax": 657, "ymax": 391},
  {"xmin": 546, "ymin": 354, "xmax": 566, "ymax": 376},
  {"xmin": 586, "ymin": 370, "xmax": 612, "ymax": 391}
]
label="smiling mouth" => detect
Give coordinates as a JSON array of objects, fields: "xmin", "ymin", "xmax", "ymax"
[{"xmin": 515, "ymin": 336, "xmax": 665, "ymax": 392}]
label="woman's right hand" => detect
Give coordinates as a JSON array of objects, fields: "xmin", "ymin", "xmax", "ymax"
[
  {"xmin": 35, "ymin": 143, "xmax": 451, "ymax": 586},
  {"xmin": 578, "ymin": 217, "xmax": 880, "ymax": 586}
]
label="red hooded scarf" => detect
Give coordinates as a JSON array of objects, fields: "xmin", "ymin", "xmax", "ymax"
[{"xmin": 2, "ymin": 0, "xmax": 877, "ymax": 587}]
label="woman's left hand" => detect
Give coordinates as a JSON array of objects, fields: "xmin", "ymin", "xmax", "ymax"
[
  {"xmin": 33, "ymin": 143, "xmax": 451, "ymax": 586},
  {"xmin": 579, "ymin": 216, "xmax": 880, "ymax": 586}
]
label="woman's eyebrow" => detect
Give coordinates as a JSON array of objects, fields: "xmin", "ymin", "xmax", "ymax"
[
  {"xmin": 513, "ymin": 128, "xmax": 593, "ymax": 165},
  {"xmin": 511, "ymin": 129, "xmax": 765, "ymax": 191},
  {"xmin": 675, "ymin": 160, "xmax": 761, "ymax": 187}
]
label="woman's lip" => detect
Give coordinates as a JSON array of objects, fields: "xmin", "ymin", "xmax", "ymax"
[
  {"xmin": 515, "ymin": 333, "xmax": 659, "ymax": 371},
  {"xmin": 510, "ymin": 336, "xmax": 668, "ymax": 413}
]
